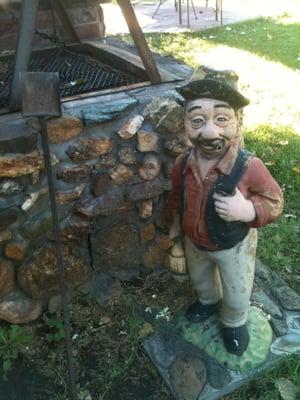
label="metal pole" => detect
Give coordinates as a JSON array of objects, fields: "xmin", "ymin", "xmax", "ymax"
[
  {"xmin": 116, "ymin": 0, "xmax": 161, "ymax": 84},
  {"xmin": 40, "ymin": 118, "xmax": 78, "ymax": 400},
  {"xmin": 9, "ymin": 0, "xmax": 39, "ymax": 111}
]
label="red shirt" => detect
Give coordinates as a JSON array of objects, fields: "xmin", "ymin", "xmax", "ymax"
[{"xmin": 170, "ymin": 142, "xmax": 284, "ymax": 250}]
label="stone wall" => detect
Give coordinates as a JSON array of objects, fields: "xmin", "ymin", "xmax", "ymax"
[
  {"xmin": 0, "ymin": 82, "xmax": 188, "ymax": 323},
  {"xmin": 0, "ymin": 0, "xmax": 105, "ymax": 51}
]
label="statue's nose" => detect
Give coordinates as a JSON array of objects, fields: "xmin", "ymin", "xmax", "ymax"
[{"xmin": 200, "ymin": 121, "xmax": 221, "ymax": 140}]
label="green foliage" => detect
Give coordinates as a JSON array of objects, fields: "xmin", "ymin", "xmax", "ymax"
[
  {"xmin": 0, "ymin": 325, "xmax": 32, "ymax": 379},
  {"xmin": 42, "ymin": 314, "xmax": 66, "ymax": 343}
]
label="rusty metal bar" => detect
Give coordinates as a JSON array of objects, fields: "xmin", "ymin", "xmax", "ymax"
[
  {"xmin": 116, "ymin": 0, "xmax": 161, "ymax": 84},
  {"xmin": 9, "ymin": 0, "xmax": 39, "ymax": 111},
  {"xmin": 53, "ymin": 0, "xmax": 81, "ymax": 44}
]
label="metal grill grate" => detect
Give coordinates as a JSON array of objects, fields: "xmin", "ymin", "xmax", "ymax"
[{"xmin": 0, "ymin": 48, "xmax": 143, "ymax": 109}]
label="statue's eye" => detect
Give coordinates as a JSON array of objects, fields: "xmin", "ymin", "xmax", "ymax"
[
  {"xmin": 192, "ymin": 116, "xmax": 205, "ymax": 127},
  {"xmin": 216, "ymin": 115, "xmax": 229, "ymax": 126}
]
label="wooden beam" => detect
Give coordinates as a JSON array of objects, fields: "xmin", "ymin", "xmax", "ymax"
[
  {"xmin": 116, "ymin": 0, "xmax": 161, "ymax": 84},
  {"xmin": 53, "ymin": 0, "xmax": 81, "ymax": 43}
]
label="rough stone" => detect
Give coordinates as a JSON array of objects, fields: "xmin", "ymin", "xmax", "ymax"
[
  {"xmin": 56, "ymin": 183, "xmax": 85, "ymax": 205},
  {"xmin": 137, "ymin": 130, "xmax": 159, "ymax": 152},
  {"xmin": 117, "ymin": 115, "xmax": 144, "ymax": 139},
  {"xmin": 156, "ymin": 234, "xmax": 174, "ymax": 250},
  {"xmin": 47, "ymin": 115, "xmax": 84, "ymax": 144},
  {"xmin": 0, "ymin": 179, "xmax": 25, "ymax": 196},
  {"xmin": 0, "ymin": 121, "xmax": 38, "ymax": 154},
  {"xmin": 91, "ymin": 173, "xmax": 111, "ymax": 196},
  {"xmin": 255, "ymin": 260, "xmax": 272, "ymax": 281},
  {"xmin": 47, "ymin": 215, "xmax": 90, "ymax": 244},
  {"xmin": 156, "ymin": 203, "xmax": 172, "ymax": 231},
  {"xmin": 5, "ymin": 240, "xmax": 28, "ymax": 261},
  {"xmin": 164, "ymin": 137, "xmax": 188, "ymax": 158},
  {"xmin": 57, "ymin": 163, "xmax": 93, "ymax": 183},
  {"xmin": 0, "ymin": 290, "xmax": 43, "ymax": 324},
  {"xmin": 21, "ymin": 188, "xmax": 48, "ymax": 211},
  {"xmin": 143, "ymin": 244, "xmax": 167, "ymax": 269},
  {"xmin": 66, "ymin": 137, "xmax": 113, "ymax": 161},
  {"xmin": 127, "ymin": 178, "xmax": 165, "ymax": 202},
  {"xmin": 92, "ymin": 222, "xmax": 142, "ymax": 275},
  {"xmin": 109, "ymin": 164, "xmax": 134, "ymax": 185},
  {"xmin": 271, "ymin": 317, "xmax": 288, "ymax": 337},
  {"xmin": 138, "ymin": 155, "xmax": 161, "ymax": 181},
  {"xmin": 21, "ymin": 211, "xmax": 53, "ymax": 240},
  {"xmin": 118, "ymin": 147, "xmax": 137, "ymax": 165},
  {"xmin": 271, "ymin": 284, "xmax": 300, "ymax": 311},
  {"xmin": 140, "ymin": 224, "xmax": 156, "ymax": 244},
  {"xmin": 0, "ymin": 207, "xmax": 19, "ymax": 229},
  {"xmin": 169, "ymin": 357, "xmax": 207, "ymax": 400},
  {"xmin": 96, "ymin": 153, "xmax": 116, "ymax": 168},
  {"xmin": 208, "ymin": 362, "xmax": 231, "ymax": 389},
  {"xmin": 138, "ymin": 200, "xmax": 153, "ymax": 219},
  {"xmin": 251, "ymin": 290, "xmax": 283, "ymax": 318},
  {"xmin": 143, "ymin": 98, "xmax": 184, "ymax": 134},
  {"xmin": 0, "ymin": 151, "xmax": 44, "ymax": 178},
  {"xmin": 76, "ymin": 187, "xmax": 126, "ymax": 217},
  {"xmin": 17, "ymin": 245, "xmax": 91, "ymax": 300},
  {"xmin": 0, "ymin": 229, "xmax": 12, "ymax": 242},
  {"xmin": 0, "ymin": 260, "xmax": 15, "ymax": 296},
  {"xmin": 69, "ymin": 98, "xmax": 138, "ymax": 125}
]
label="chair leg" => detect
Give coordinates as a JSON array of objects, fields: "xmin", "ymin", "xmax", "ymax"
[
  {"xmin": 191, "ymin": 0, "xmax": 198, "ymax": 19},
  {"xmin": 152, "ymin": 0, "xmax": 165, "ymax": 17}
]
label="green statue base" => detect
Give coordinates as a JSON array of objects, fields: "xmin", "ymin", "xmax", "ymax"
[{"xmin": 176, "ymin": 306, "xmax": 273, "ymax": 371}]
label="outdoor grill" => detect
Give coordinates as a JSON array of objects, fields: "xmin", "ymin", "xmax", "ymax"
[{"xmin": 0, "ymin": 47, "xmax": 144, "ymax": 109}]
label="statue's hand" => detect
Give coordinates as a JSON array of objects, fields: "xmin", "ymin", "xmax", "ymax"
[{"xmin": 213, "ymin": 188, "xmax": 256, "ymax": 223}]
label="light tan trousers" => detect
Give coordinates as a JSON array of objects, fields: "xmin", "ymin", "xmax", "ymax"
[{"xmin": 185, "ymin": 229, "xmax": 257, "ymax": 328}]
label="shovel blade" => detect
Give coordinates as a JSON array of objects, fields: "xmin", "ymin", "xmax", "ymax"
[{"xmin": 21, "ymin": 72, "xmax": 61, "ymax": 118}]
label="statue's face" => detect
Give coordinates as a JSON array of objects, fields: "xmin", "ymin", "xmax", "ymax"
[{"xmin": 184, "ymin": 98, "xmax": 238, "ymax": 159}]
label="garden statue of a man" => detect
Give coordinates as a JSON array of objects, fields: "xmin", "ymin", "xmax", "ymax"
[{"xmin": 169, "ymin": 67, "xmax": 283, "ymax": 356}]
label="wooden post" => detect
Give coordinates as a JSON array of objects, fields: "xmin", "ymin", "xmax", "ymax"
[{"xmin": 116, "ymin": 0, "xmax": 161, "ymax": 84}]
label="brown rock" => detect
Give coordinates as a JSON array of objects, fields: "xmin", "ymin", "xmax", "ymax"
[
  {"xmin": 109, "ymin": 164, "xmax": 134, "ymax": 185},
  {"xmin": 143, "ymin": 98, "xmax": 184, "ymax": 134},
  {"xmin": 67, "ymin": 137, "xmax": 113, "ymax": 161},
  {"xmin": 140, "ymin": 224, "xmax": 155, "ymax": 244},
  {"xmin": 127, "ymin": 178, "xmax": 165, "ymax": 202},
  {"xmin": 170, "ymin": 357, "xmax": 207, "ymax": 400},
  {"xmin": 0, "ymin": 229, "xmax": 12, "ymax": 242},
  {"xmin": 5, "ymin": 240, "xmax": 28, "ymax": 261},
  {"xmin": 56, "ymin": 183, "xmax": 85, "ymax": 205},
  {"xmin": 75, "ymin": 187, "xmax": 126, "ymax": 217},
  {"xmin": 0, "ymin": 290, "xmax": 43, "ymax": 324},
  {"xmin": 47, "ymin": 115, "xmax": 84, "ymax": 144},
  {"xmin": 138, "ymin": 200, "xmax": 153, "ymax": 219},
  {"xmin": 0, "ymin": 260, "xmax": 15, "ymax": 296},
  {"xmin": 143, "ymin": 244, "xmax": 167, "ymax": 269},
  {"xmin": 163, "ymin": 160, "xmax": 175, "ymax": 179},
  {"xmin": 156, "ymin": 203, "xmax": 172, "ymax": 231},
  {"xmin": 48, "ymin": 215, "xmax": 90, "ymax": 244},
  {"xmin": 17, "ymin": 245, "xmax": 92, "ymax": 300},
  {"xmin": 117, "ymin": 115, "xmax": 144, "ymax": 139},
  {"xmin": 165, "ymin": 137, "xmax": 188, "ymax": 158},
  {"xmin": 0, "ymin": 151, "xmax": 44, "ymax": 178},
  {"xmin": 137, "ymin": 130, "xmax": 159, "ymax": 152},
  {"xmin": 57, "ymin": 163, "xmax": 93, "ymax": 183},
  {"xmin": 96, "ymin": 153, "xmax": 116, "ymax": 167},
  {"xmin": 0, "ymin": 207, "xmax": 19, "ymax": 229},
  {"xmin": 138, "ymin": 155, "xmax": 161, "ymax": 181},
  {"xmin": 118, "ymin": 147, "xmax": 136, "ymax": 165},
  {"xmin": 156, "ymin": 234, "xmax": 174, "ymax": 250},
  {"xmin": 91, "ymin": 173, "xmax": 111, "ymax": 196}
]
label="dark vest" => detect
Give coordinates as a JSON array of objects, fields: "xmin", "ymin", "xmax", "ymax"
[{"xmin": 179, "ymin": 148, "xmax": 253, "ymax": 250}]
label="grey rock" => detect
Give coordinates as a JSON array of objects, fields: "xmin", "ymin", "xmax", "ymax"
[
  {"xmin": 271, "ymin": 285, "xmax": 300, "ymax": 311},
  {"xmin": 255, "ymin": 259, "xmax": 271, "ymax": 281},
  {"xmin": 0, "ymin": 179, "xmax": 25, "ymax": 196},
  {"xmin": 0, "ymin": 289, "xmax": 42, "ymax": 324},
  {"xmin": 251, "ymin": 290, "xmax": 283, "ymax": 318},
  {"xmin": 21, "ymin": 211, "xmax": 53, "ymax": 239},
  {"xmin": 127, "ymin": 177, "xmax": 165, "ymax": 202},
  {"xmin": 0, "ymin": 121, "xmax": 37, "ymax": 154},
  {"xmin": 0, "ymin": 207, "xmax": 19, "ymax": 229},
  {"xmin": 207, "ymin": 362, "xmax": 231, "ymax": 389},
  {"xmin": 271, "ymin": 333, "xmax": 300, "ymax": 356},
  {"xmin": 271, "ymin": 318, "xmax": 288, "ymax": 337},
  {"xmin": 69, "ymin": 98, "xmax": 138, "ymax": 125}
]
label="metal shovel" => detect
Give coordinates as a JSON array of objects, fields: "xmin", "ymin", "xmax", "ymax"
[{"xmin": 21, "ymin": 72, "xmax": 78, "ymax": 400}]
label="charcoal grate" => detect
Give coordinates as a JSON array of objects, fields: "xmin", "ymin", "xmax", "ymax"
[{"xmin": 0, "ymin": 48, "xmax": 143, "ymax": 109}]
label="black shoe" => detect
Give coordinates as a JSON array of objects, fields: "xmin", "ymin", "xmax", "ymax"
[
  {"xmin": 222, "ymin": 325, "xmax": 249, "ymax": 356},
  {"xmin": 185, "ymin": 300, "xmax": 220, "ymax": 323}
]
